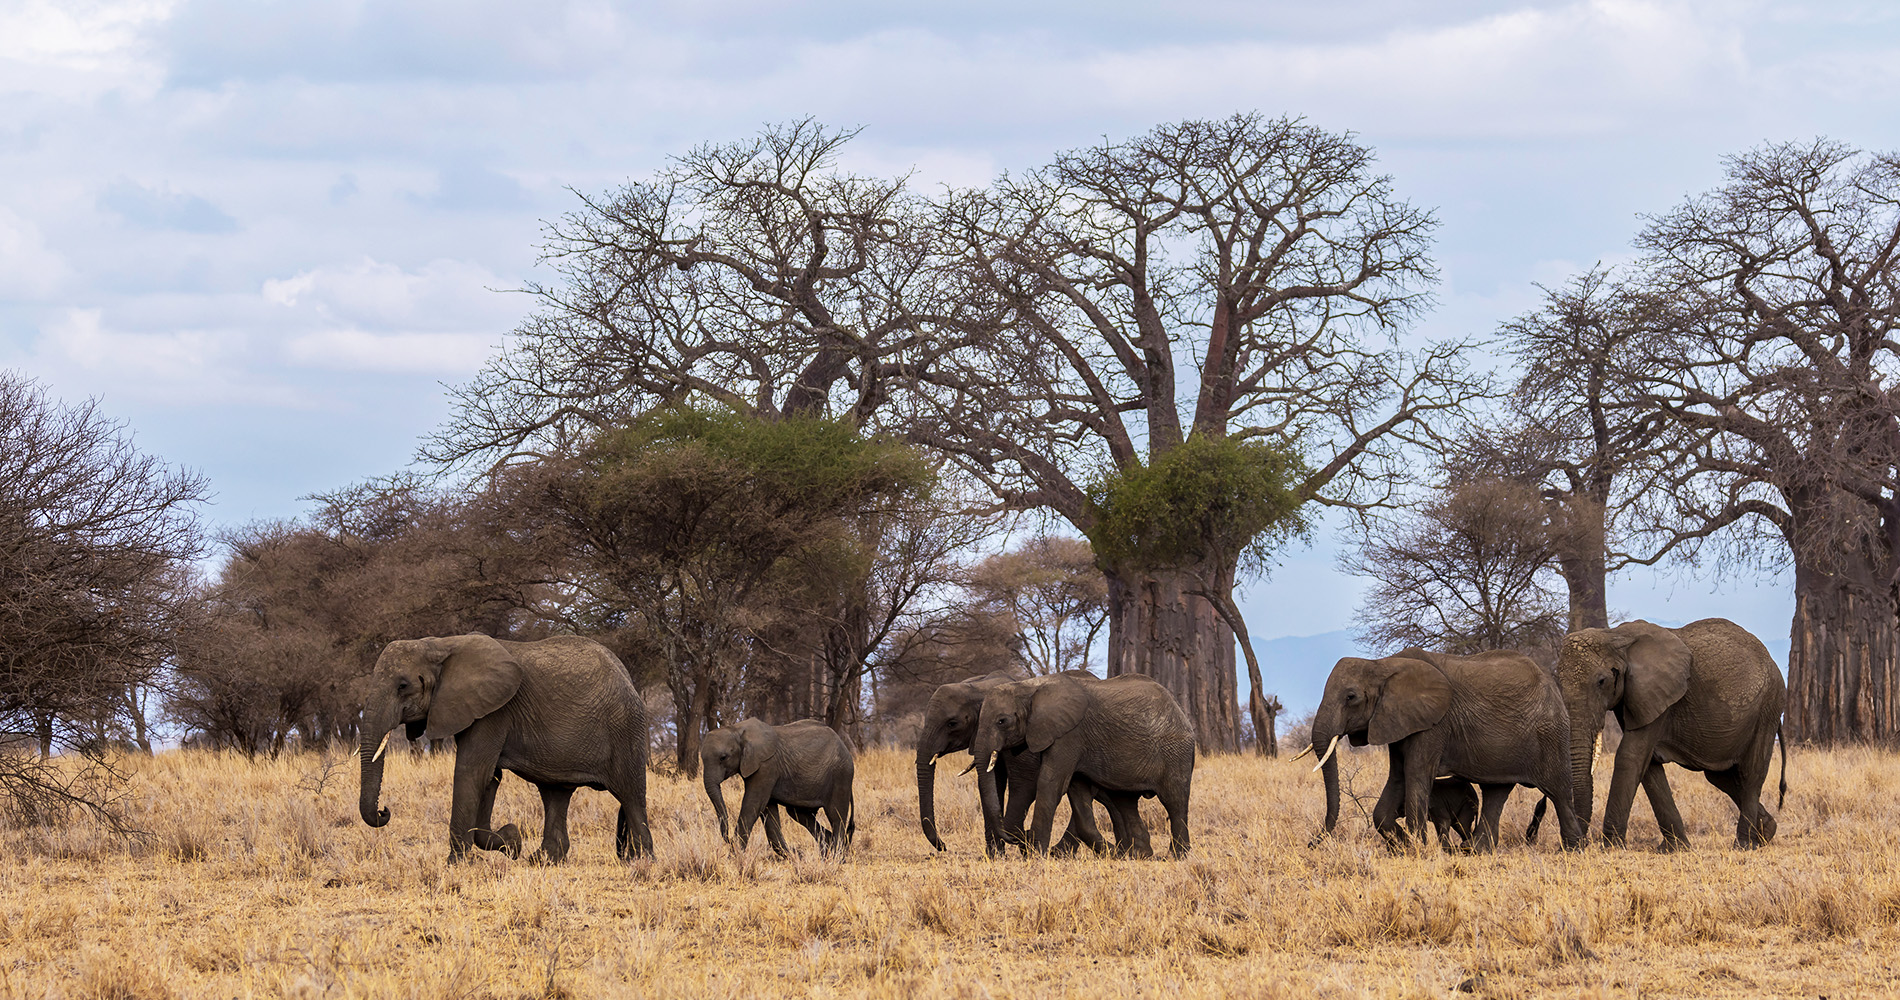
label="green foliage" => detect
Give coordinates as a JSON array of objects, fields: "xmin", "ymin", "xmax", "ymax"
[
  {"xmin": 573, "ymin": 405, "xmax": 931, "ymax": 571},
  {"xmin": 1084, "ymin": 436, "xmax": 1307, "ymax": 573}
]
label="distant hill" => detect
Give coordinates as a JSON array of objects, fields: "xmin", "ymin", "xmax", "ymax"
[{"xmin": 1239, "ymin": 627, "xmax": 1791, "ymax": 721}]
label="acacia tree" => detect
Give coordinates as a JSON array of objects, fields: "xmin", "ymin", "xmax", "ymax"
[
  {"xmin": 962, "ymin": 535, "xmax": 1108, "ymax": 676},
  {"xmin": 917, "ymin": 114, "xmax": 1474, "ymax": 749},
  {"xmin": 1631, "ymin": 140, "xmax": 1900, "ymax": 744},
  {"xmin": 537, "ymin": 407, "xmax": 927, "ymax": 774}
]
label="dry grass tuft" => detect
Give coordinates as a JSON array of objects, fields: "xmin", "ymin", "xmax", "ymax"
[{"xmin": 1, "ymin": 744, "xmax": 1898, "ymax": 997}]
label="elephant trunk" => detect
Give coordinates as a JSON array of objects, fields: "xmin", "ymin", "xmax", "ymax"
[
  {"xmin": 1319, "ymin": 737, "xmax": 1341, "ymax": 836},
  {"xmin": 703, "ymin": 767, "xmax": 732, "ymax": 842},
  {"xmin": 358, "ymin": 700, "xmax": 398, "ymax": 828},
  {"xmin": 916, "ymin": 747, "xmax": 946, "ymax": 852},
  {"xmin": 1568, "ymin": 712, "xmax": 1599, "ymax": 831}
]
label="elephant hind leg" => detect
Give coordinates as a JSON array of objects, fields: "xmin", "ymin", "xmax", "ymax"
[
  {"xmin": 530, "ymin": 784, "xmax": 575, "ymax": 864},
  {"xmin": 1471, "ymin": 784, "xmax": 1512, "ymax": 854},
  {"xmin": 1706, "ymin": 767, "xmax": 1772, "ymax": 848},
  {"xmin": 612, "ymin": 768, "xmax": 652, "ymax": 859}
]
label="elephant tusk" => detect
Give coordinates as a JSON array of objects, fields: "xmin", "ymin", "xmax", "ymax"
[
  {"xmin": 1288, "ymin": 744, "xmax": 1314, "ymax": 763},
  {"xmin": 982, "ymin": 750, "xmax": 998, "ymax": 773},
  {"xmin": 928, "ymin": 753, "xmax": 941, "ymax": 765},
  {"xmin": 1312, "ymin": 735, "xmax": 1340, "ymax": 772},
  {"xmin": 1593, "ymin": 732, "xmax": 1603, "ymax": 759},
  {"xmin": 371, "ymin": 732, "xmax": 390, "ymax": 763}
]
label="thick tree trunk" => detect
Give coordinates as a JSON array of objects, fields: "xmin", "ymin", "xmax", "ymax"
[
  {"xmin": 1787, "ymin": 566, "xmax": 1900, "ymax": 744},
  {"xmin": 1103, "ymin": 564, "xmax": 1239, "ymax": 752}
]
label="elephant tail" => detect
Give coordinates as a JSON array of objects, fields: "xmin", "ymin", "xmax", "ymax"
[{"xmin": 1776, "ymin": 722, "xmax": 1787, "ymax": 811}]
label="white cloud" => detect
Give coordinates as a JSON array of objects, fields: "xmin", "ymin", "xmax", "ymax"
[
  {"xmin": 282, "ymin": 329, "xmax": 498, "ymax": 374},
  {"xmin": 0, "ymin": 0, "xmax": 173, "ymax": 99},
  {"xmin": 0, "ymin": 207, "xmax": 70, "ymax": 297},
  {"xmin": 24, "ymin": 306, "xmax": 305, "ymax": 406}
]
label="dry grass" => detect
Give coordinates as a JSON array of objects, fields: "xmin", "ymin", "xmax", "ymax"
[{"xmin": 2, "ymin": 744, "xmax": 1897, "ymax": 999}]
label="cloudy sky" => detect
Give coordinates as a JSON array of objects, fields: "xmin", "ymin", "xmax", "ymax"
[{"xmin": 4, "ymin": 0, "xmax": 1895, "ymax": 655}]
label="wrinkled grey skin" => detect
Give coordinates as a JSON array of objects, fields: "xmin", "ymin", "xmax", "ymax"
[
  {"xmin": 358, "ymin": 634, "xmax": 652, "ymax": 863},
  {"xmin": 1428, "ymin": 779, "xmax": 1479, "ymax": 852},
  {"xmin": 1308, "ymin": 648, "xmax": 1582, "ymax": 852},
  {"xmin": 1558, "ymin": 618, "xmax": 1787, "ymax": 850},
  {"xmin": 703, "ymin": 718, "xmax": 855, "ymax": 857},
  {"xmin": 969, "ymin": 673, "xmax": 1196, "ymax": 857},
  {"xmin": 917, "ymin": 671, "xmax": 1147, "ymax": 857}
]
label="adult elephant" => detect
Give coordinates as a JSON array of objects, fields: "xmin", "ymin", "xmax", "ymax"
[
  {"xmin": 702, "ymin": 718, "xmax": 854, "ymax": 857},
  {"xmin": 916, "ymin": 671, "xmax": 1147, "ymax": 856},
  {"xmin": 1557, "ymin": 618, "xmax": 1786, "ymax": 850},
  {"xmin": 1304, "ymin": 648, "xmax": 1582, "ymax": 852},
  {"xmin": 968, "ymin": 673, "xmax": 1195, "ymax": 857},
  {"xmin": 357, "ymin": 634, "xmax": 653, "ymax": 863}
]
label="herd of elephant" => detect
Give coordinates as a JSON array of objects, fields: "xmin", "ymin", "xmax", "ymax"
[{"xmin": 354, "ymin": 617, "xmax": 1788, "ymax": 863}]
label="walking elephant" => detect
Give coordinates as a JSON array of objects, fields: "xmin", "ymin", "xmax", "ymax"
[
  {"xmin": 1557, "ymin": 618, "xmax": 1786, "ymax": 850},
  {"xmin": 703, "ymin": 718, "xmax": 854, "ymax": 857},
  {"xmin": 969, "ymin": 673, "xmax": 1195, "ymax": 857},
  {"xmin": 916, "ymin": 671, "xmax": 1147, "ymax": 857},
  {"xmin": 357, "ymin": 634, "xmax": 652, "ymax": 863},
  {"xmin": 1304, "ymin": 648, "xmax": 1582, "ymax": 852}
]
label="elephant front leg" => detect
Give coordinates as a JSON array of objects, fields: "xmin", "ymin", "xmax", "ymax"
[
  {"xmin": 1639, "ymin": 761, "xmax": 1689, "ymax": 851},
  {"xmin": 1397, "ymin": 739, "xmax": 1440, "ymax": 851},
  {"xmin": 760, "ymin": 804, "xmax": 794, "ymax": 858},
  {"xmin": 446, "ymin": 722, "xmax": 508, "ymax": 863},
  {"xmin": 530, "ymin": 784, "xmax": 574, "ymax": 864},
  {"xmin": 1370, "ymin": 746, "xmax": 1407, "ymax": 849},
  {"xmin": 1600, "ymin": 727, "xmax": 1660, "ymax": 847},
  {"xmin": 733, "ymin": 777, "xmax": 776, "ymax": 854},
  {"xmin": 1029, "ymin": 751, "xmax": 1081, "ymax": 854},
  {"xmin": 1000, "ymin": 750, "xmax": 1040, "ymax": 854}
]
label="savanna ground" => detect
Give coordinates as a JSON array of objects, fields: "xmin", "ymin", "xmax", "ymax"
[{"xmin": 1, "ymin": 744, "xmax": 1896, "ymax": 999}]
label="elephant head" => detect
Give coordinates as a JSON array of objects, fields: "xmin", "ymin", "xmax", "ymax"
[
  {"xmin": 1307, "ymin": 654, "xmax": 1451, "ymax": 839},
  {"xmin": 914, "ymin": 675, "xmax": 1012, "ymax": 851},
  {"xmin": 969, "ymin": 675, "xmax": 1087, "ymax": 777},
  {"xmin": 1556, "ymin": 620, "xmax": 1690, "ymax": 826},
  {"xmin": 358, "ymin": 634, "xmax": 524, "ymax": 829},
  {"xmin": 701, "ymin": 718, "xmax": 779, "ymax": 842}
]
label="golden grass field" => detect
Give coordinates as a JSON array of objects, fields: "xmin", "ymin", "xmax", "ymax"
[{"xmin": 1, "ymin": 743, "xmax": 1896, "ymax": 999}]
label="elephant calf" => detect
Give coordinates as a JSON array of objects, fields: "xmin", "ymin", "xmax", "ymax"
[
  {"xmin": 702, "ymin": 718, "xmax": 855, "ymax": 858},
  {"xmin": 1428, "ymin": 779, "xmax": 1479, "ymax": 852}
]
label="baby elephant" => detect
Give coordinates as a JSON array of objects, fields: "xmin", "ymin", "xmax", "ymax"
[
  {"xmin": 702, "ymin": 718, "xmax": 855, "ymax": 857},
  {"xmin": 1429, "ymin": 779, "xmax": 1479, "ymax": 852}
]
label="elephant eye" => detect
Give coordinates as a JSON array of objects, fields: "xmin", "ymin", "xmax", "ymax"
[
  {"xmin": 946, "ymin": 719, "xmax": 960, "ymax": 728},
  {"xmin": 1343, "ymin": 690, "xmax": 1359, "ymax": 703},
  {"xmin": 396, "ymin": 678, "xmax": 411, "ymax": 693}
]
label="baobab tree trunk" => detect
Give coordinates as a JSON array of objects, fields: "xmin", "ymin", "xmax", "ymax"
[
  {"xmin": 1103, "ymin": 564, "xmax": 1240, "ymax": 752},
  {"xmin": 1787, "ymin": 565, "xmax": 1900, "ymax": 745}
]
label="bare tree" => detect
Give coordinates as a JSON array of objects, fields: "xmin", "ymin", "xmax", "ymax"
[
  {"xmin": 1629, "ymin": 140, "xmax": 1900, "ymax": 743},
  {"xmin": 0, "ymin": 371, "xmax": 205, "ymax": 825},
  {"xmin": 1347, "ymin": 476, "xmax": 1570, "ymax": 655},
  {"xmin": 917, "ymin": 114, "xmax": 1475, "ymax": 748}
]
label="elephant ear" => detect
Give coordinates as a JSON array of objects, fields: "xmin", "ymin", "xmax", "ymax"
[
  {"xmin": 737, "ymin": 718, "xmax": 780, "ymax": 778},
  {"xmin": 1367, "ymin": 656, "xmax": 1452, "ymax": 745},
  {"xmin": 1615, "ymin": 621, "xmax": 1692, "ymax": 730},
  {"xmin": 1026, "ymin": 678, "xmax": 1087, "ymax": 753},
  {"xmin": 423, "ymin": 635, "xmax": 525, "ymax": 739}
]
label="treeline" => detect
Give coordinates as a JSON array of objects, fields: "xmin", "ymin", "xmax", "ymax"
[{"xmin": 4, "ymin": 114, "xmax": 1897, "ymax": 782}]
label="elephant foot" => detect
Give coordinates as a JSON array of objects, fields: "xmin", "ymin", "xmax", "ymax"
[
  {"xmin": 1306, "ymin": 830, "xmax": 1330, "ymax": 849},
  {"xmin": 527, "ymin": 849, "xmax": 563, "ymax": 866},
  {"xmin": 498, "ymin": 824, "xmax": 523, "ymax": 859},
  {"xmin": 1653, "ymin": 836, "xmax": 1690, "ymax": 854}
]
